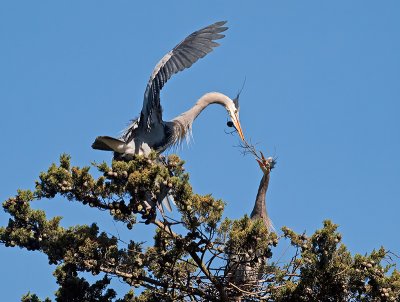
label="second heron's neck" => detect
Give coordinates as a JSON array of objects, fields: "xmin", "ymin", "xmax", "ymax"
[{"xmin": 251, "ymin": 173, "xmax": 272, "ymax": 231}]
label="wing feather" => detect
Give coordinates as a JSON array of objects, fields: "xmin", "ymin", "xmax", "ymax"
[
  {"xmin": 175, "ymin": 51, "xmax": 192, "ymax": 67},
  {"xmin": 188, "ymin": 39, "xmax": 220, "ymax": 48},
  {"xmin": 170, "ymin": 56, "xmax": 184, "ymax": 71},
  {"xmin": 138, "ymin": 21, "xmax": 228, "ymax": 130},
  {"xmin": 183, "ymin": 45, "xmax": 208, "ymax": 58},
  {"xmin": 182, "ymin": 48, "xmax": 200, "ymax": 61},
  {"xmin": 164, "ymin": 61, "xmax": 173, "ymax": 75},
  {"xmin": 176, "ymin": 50, "xmax": 196, "ymax": 67}
]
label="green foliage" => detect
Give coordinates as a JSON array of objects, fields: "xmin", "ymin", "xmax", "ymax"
[
  {"xmin": 21, "ymin": 293, "xmax": 52, "ymax": 302},
  {"xmin": 53, "ymin": 265, "xmax": 117, "ymax": 302},
  {"xmin": 1, "ymin": 154, "xmax": 399, "ymax": 301}
]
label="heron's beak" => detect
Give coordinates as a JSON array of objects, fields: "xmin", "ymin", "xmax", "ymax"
[{"xmin": 231, "ymin": 113, "xmax": 245, "ymax": 141}]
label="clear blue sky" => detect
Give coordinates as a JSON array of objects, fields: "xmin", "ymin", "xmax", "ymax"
[{"xmin": 1, "ymin": 1, "xmax": 399, "ymax": 300}]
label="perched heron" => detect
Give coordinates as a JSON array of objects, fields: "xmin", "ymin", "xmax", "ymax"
[
  {"xmin": 251, "ymin": 152, "xmax": 275, "ymax": 230},
  {"xmin": 227, "ymin": 152, "xmax": 275, "ymax": 299},
  {"xmin": 92, "ymin": 21, "xmax": 245, "ymax": 159}
]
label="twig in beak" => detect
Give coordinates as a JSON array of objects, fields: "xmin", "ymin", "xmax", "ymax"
[{"xmin": 238, "ymin": 137, "xmax": 277, "ymax": 170}]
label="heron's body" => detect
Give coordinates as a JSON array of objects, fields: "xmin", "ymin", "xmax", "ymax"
[{"xmin": 92, "ymin": 21, "xmax": 244, "ymax": 159}]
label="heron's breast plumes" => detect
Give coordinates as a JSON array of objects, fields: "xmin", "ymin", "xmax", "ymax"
[{"xmin": 167, "ymin": 120, "xmax": 193, "ymax": 149}]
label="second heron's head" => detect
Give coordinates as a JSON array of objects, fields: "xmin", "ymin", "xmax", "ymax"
[{"xmin": 256, "ymin": 152, "xmax": 276, "ymax": 175}]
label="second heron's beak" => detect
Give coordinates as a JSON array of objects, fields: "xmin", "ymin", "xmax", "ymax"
[{"xmin": 231, "ymin": 112, "xmax": 245, "ymax": 141}]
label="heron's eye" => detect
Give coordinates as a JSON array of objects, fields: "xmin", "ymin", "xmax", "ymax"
[{"xmin": 227, "ymin": 121, "xmax": 234, "ymax": 127}]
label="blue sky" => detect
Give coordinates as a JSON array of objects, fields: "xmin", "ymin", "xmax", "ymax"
[{"xmin": 1, "ymin": 1, "xmax": 399, "ymax": 300}]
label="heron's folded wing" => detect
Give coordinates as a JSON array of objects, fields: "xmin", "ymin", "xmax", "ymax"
[{"xmin": 138, "ymin": 21, "xmax": 228, "ymax": 130}]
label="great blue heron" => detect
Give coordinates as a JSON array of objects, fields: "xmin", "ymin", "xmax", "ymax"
[
  {"xmin": 92, "ymin": 21, "xmax": 245, "ymax": 159},
  {"xmin": 227, "ymin": 152, "xmax": 275, "ymax": 300},
  {"xmin": 251, "ymin": 152, "xmax": 275, "ymax": 230}
]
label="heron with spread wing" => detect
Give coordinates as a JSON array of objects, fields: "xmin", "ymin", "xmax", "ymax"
[{"xmin": 92, "ymin": 21, "xmax": 245, "ymax": 159}]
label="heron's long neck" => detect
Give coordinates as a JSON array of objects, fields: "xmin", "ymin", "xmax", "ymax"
[
  {"xmin": 250, "ymin": 173, "xmax": 271, "ymax": 231},
  {"xmin": 170, "ymin": 92, "xmax": 231, "ymax": 143},
  {"xmin": 174, "ymin": 92, "xmax": 231, "ymax": 122}
]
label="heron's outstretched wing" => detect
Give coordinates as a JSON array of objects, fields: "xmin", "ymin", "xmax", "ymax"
[{"xmin": 138, "ymin": 21, "xmax": 228, "ymax": 130}]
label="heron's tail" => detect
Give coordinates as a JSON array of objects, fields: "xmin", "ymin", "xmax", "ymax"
[{"xmin": 92, "ymin": 136, "xmax": 126, "ymax": 152}]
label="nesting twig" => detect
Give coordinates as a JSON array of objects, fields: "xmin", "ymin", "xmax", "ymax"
[
  {"xmin": 225, "ymin": 111, "xmax": 276, "ymax": 170},
  {"xmin": 241, "ymin": 139, "xmax": 276, "ymax": 173},
  {"xmin": 232, "ymin": 128, "xmax": 276, "ymax": 173}
]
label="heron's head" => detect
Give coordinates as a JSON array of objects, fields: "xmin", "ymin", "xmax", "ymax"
[
  {"xmin": 226, "ymin": 94, "xmax": 245, "ymax": 141},
  {"xmin": 256, "ymin": 152, "xmax": 276, "ymax": 175}
]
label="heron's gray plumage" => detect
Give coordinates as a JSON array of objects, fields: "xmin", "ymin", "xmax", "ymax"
[
  {"xmin": 92, "ymin": 21, "xmax": 245, "ymax": 219},
  {"xmin": 92, "ymin": 21, "xmax": 245, "ymax": 159},
  {"xmin": 138, "ymin": 21, "xmax": 227, "ymax": 131}
]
